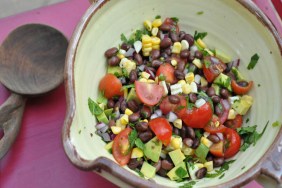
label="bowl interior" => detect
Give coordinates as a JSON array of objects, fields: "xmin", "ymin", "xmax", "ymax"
[{"xmin": 68, "ymin": 0, "xmax": 282, "ymax": 187}]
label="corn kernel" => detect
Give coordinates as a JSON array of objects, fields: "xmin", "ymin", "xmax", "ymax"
[
  {"xmin": 214, "ymin": 121, "xmax": 220, "ymax": 127},
  {"xmin": 173, "ymin": 119, "xmax": 182, "ymax": 129},
  {"xmin": 144, "ymin": 20, "xmax": 152, "ymax": 31},
  {"xmin": 120, "ymin": 114, "xmax": 129, "ymax": 125},
  {"xmin": 142, "ymin": 35, "xmax": 152, "ymax": 44},
  {"xmin": 185, "ymin": 72, "xmax": 194, "ymax": 84},
  {"xmin": 182, "ymin": 84, "xmax": 192, "ymax": 94},
  {"xmin": 178, "ymin": 80, "xmax": 186, "ymax": 86},
  {"xmin": 192, "ymin": 58, "xmax": 203, "ymax": 69},
  {"xmin": 147, "ymin": 79, "xmax": 155, "ymax": 83},
  {"xmin": 172, "ymin": 42, "xmax": 182, "ymax": 54},
  {"xmin": 142, "ymin": 43, "xmax": 152, "ymax": 48},
  {"xmin": 139, "ymin": 78, "xmax": 148, "ymax": 82},
  {"xmin": 131, "ymin": 148, "xmax": 144, "ymax": 158},
  {"xmin": 228, "ymin": 109, "xmax": 236, "ymax": 120},
  {"xmin": 201, "ymin": 77, "xmax": 208, "ymax": 87},
  {"xmin": 143, "ymin": 52, "xmax": 150, "ymax": 57},
  {"xmin": 201, "ymin": 137, "xmax": 213, "ymax": 148},
  {"xmin": 125, "ymin": 108, "xmax": 133, "ymax": 116},
  {"xmin": 152, "ymin": 45, "xmax": 160, "ymax": 50},
  {"xmin": 152, "ymin": 18, "xmax": 162, "ymax": 27},
  {"xmin": 142, "ymin": 119, "xmax": 148, "ymax": 123},
  {"xmin": 142, "ymin": 47, "xmax": 153, "ymax": 53},
  {"xmin": 197, "ymin": 38, "xmax": 207, "ymax": 49},
  {"xmin": 182, "ymin": 146, "xmax": 195, "ymax": 156},
  {"xmin": 141, "ymin": 71, "xmax": 151, "ymax": 79},
  {"xmin": 124, "ymin": 60, "xmax": 136, "ymax": 74},
  {"xmin": 204, "ymin": 161, "xmax": 214, "ymax": 172},
  {"xmin": 195, "ymin": 163, "xmax": 204, "ymax": 169},
  {"xmin": 170, "ymin": 59, "xmax": 177, "ymax": 67},
  {"xmin": 171, "ymin": 137, "xmax": 182, "ymax": 150},
  {"xmin": 181, "ymin": 40, "xmax": 189, "ymax": 50},
  {"xmin": 117, "ymin": 53, "xmax": 125, "ymax": 59},
  {"xmin": 151, "ymin": 27, "xmax": 159, "ymax": 36},
  {"xmin": 151, "ymin": 37, "xmax": 161, "ymax": 45},
  {"xmin": 111, "ymin": 126, "xmax": 122, "ymax": 134}
]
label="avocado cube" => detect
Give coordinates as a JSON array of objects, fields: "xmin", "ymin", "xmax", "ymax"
[
  {"xmin": 169, "ymin": 149, "xmax": 185, "ymax": 166},
  {"xmin": 232, "ymin": 95, "xmax": 253, "ymax": 115},
  {"xmin": 211, "ymin": 84, "xmax": 220, "ymax": 96},
  {"xmin": 126, "ymin": 88, "xmax": 141, "ymax": 103},
  {"xmin": 144, "ymin": 137, "xmax": 162, "ymax": 162},
  {"xmin": 231, "ymin": 67, "xmax": 245, "ymax": 81},
  {"xmin": 167, "ymin": 162, "xmax": 189, "ymax": 181},
  {"xmin": 140, "ymin": 162, "xmax": 156, "ymax": 179},
  {"xmin": 104, "ymin": 108, "xmax": 113, "ymax": 118},
  {"xmin": 96, "ymin": 112, "xmax": 109, "ymax": 124},
  {"xmin": 107, "ymin": 66, "xmax": 122, "ymax": 76},
  {"xmin": 214, "ymin": 73, "xmax": 232, "ymax": 91}
]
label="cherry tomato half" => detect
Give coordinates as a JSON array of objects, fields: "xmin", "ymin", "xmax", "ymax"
[
  {"xmin": 99, "ymin": 74, "xmax": 123, "ymax": 99},
  {"xmin": 209, "ymin": 140, "xmax": 224, "ymax": 157},
  {"xmin": 159, "ymin": 95, "xmax": 186, "ymax": 115},
  {"xmin": 203, "ymin": 56, "xmax": 226, "ymax": 82},
  {"xmin": 112, "ymin": 128, "xmax": 132, "ymax": 166},
  {"xmin": 224, "ymin": 115, "xmax": 243, "ymax": 129},
  {"xmin": 204, "ymin": 115, "xmax": 227, "ymax": 134},
  {"xmin": 135, "ymin": 81, "xmax": 164, "ymax": 106},
  {"xmin": 224, "ymin": 128, "xmax": 241, "ymax": 158},
  {"xmin": 231, "ymin": 80, "xmax": 253, "ymax": 95},
  {"xmin": 148, "ymin": 117, "xmax": 172, "ymax": 146},
  {"xmin": 156, "ymin": 63, "xmax": 177, "ymax": 84}
]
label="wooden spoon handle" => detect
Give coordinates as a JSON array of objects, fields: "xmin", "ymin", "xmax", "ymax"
[{"xmin": 0, "ymin": 93, "xmax": 26, "ymax": 159}]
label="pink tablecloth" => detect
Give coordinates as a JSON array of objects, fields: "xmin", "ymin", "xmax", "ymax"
[{"xmin": 0, "ymin": 0, "xmax": 281, "ymax": 188}]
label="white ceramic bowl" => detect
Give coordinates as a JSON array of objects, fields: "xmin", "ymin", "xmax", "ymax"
[{"xmin": 63, "ymin": 0, "xmax": 282, "ymax": 187}]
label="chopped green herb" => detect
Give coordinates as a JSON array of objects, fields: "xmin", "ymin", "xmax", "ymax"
[
  {"xmin": 195, "ymin": 143, "xmax": 209, "ymax": 163},
  {"xmin": 247, "ymin": 53, "xmax": 259, "ymax": 70},
  {"xmin": 78, "ymin": 130, "xmax": 81, "ymax": 134},
  {"xmin": 158, "ymin": 74, "xmax": 166, "ymax": 81},
  {"xmin": 194, "ymin": 30, "xmax": 208, "ymax": 40},
  {"xmin": 135, "ymin": 138, "xmax": 145, "ymax": 150},
  {"xmin": 197, "ymin": 91, "xmax": 214, "ymax": 112},
  {"xmin": 97, "ymin": 91, "xmax": 107, "ymax": 106},
  {"xmin": 88, "ymin": 98, "xmax": 103, "ymax": 116},
  {"xmin": 175, "ymin": 167, "xmax": 188, "ymax": 179},
  {"xmin": 257, "ymin": 84, "xmax": 261, "ymax": 87},
  {"xmin": 197, "ymin": 11, "xmax": 204, "ymax": 15},
  {"xmin": 128, "ymin": 129, "xmax": 138, "ymax": 148},
  {"xmin": 134, "ymin": 169, "xmax": 145, "ymax": 178},
  {"xmin": 171, "ymin": 17, "xmax": 179, "ymax": 23},
  {"xmin": 122, "ymin": 69, "xmax": 129, "ymax": 77},
  {"xmin": 272, "ymin": 121, "xmax": 281, "ymax": 127},
  {"xmin": 245, "ymin": 118, "xmax": 249, "ymax": 123},
  {"xmin": 179, "ymin": 180, "xmax": 197, "ymax": 188},
  {"xmin": 176, "ymin": 105, "xmax": 185, "ymax": 111},
  {"xmin": 194, "ymin": 129, "xmax": 202, "ymax": 139},
  {"xmin": 206, "ymin": 160, "xmax": 235, "ymax": 178},
  {"xmin": 121, "ymin": 33, "xmax": 128, "ymax": 43},
  {"xmin": 219, "ymin": 173, "xmax": 225, "ymax": 179},
  {"xmin": 187, "ymin": 103, "xmax": 195, "ymax": 110},
  {"xmin": 237, "ymin": 121, "xmax": 269, "ymax": 151},
  {"xmin": 241, "ymin": 166, "xmax": 246, "ymax": 170},
  {"xmin": 204, "ymin": 60, "xmax": 211, "ymax": 68},
  {"xmin": 155, "ymin": 15, "xmax": 161, "ymax": 19},
  {"xmin": 122, "ymin": 84, "xmax": 135, "ymax": 89}
]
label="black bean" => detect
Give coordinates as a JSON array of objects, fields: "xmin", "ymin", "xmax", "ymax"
[
  {"xmin": 127, "ymin": 158, "xmax": 143, "ymax": 170},
  {"xmin": 120, "ymin": 100, "xmax": 127, "ymax": 113},
  {"xmin": 195, "ymin": 167, "xmax": 207, "ymax": 179},
  {"xmin": 114, "ymin": 101, "xmax": 121, "ymax": 111},
  {"xmin": 184, "ymin": 34, "xmax": 194, "ymax": 46},
  {"xmin": 194, "ymin": 50, "xmax": 203, "ymax": 59},
  {"xmin": 136, "ymin": 122, "xmax": 148, "ymax": 132},
  {"xmin": 161, "ymin": 160, "xmax": 174, "ymax": 170},
  {"xmin": 129, "ymin": 112, "xmax": 140, "ymax": 123},
  {"xmin": 173, "ymin": 127, "xmax": 180, "ymax": 135},
  {"xmin": 220, "ymin": 88, "xmax": 230, "ymax": 99},
  {"xmin": 107, "ymin": 56, "xmax": 120, "ymax": 66},
  {"xmin": 151, "ymin": 49, "xmax": 160, "ymax": 60},
  {"xmin": 177, "ymin": 60, "xmax": 185, "ymax": 72},
  {"xmin": 144, "ymin": 66, "xmax": 156, "ymax": 74},
  {"xmin": 159, "ymin": 24, "xmax": 172, "ymax": 32},
  {"xmin": 188, "ymin": 54, "xmax": 195, "ymax": 63},
  {"xmin": 174, "ymin": 70, "xmax": 185, "ymax": 80},
  {"xmin": 160, "ymin": 38, "xmax": 172, "ymax": 49},
  {"xmin": 121, "ymin": 43, "xmax": 131, "ymax": 51},
  {"xmin": 186, "ymin": 127, "xmax": 195, "ymax": 139},
  {"xmin": 206, "ymin": 155, "xmax": 213, "ymax": 162},
  {"xmin": 169, "ymin": 95, "xmax": 180, "ymax": 104},
  {"xmin": 129, "ymin": 70, "xmax": 138, "ymax": 83},
  {"xmin": 119, "ymin": 77, "xmax": 127, "ymax": 85},
  {"xmin": 105, "ymin": 47, "xmax": 118, "ymax": 58},
  {"xmin": 237, "ymin": 81, "xmax": 249, "ymax": 87},
  {"xmin": 207, "ymin": 87, "xmax": 216, "ymax": 97},
  {"xmin": 108, "ymin": 119, "xmax": 115, "ymax": 127},
  {"xmin": 134, "ymin": 53, "xmax": 143, "ymax": 65},
  {"xmin": 164, "ymin": 48, "xmax": 172, "ymax": 56},
  {"xmin": 207, "ymin": 134, "xmax": 220, "ymax": 143},
  {"xmin": 180, "ymin": 126, "xmax": 186, "ymax": 139},
  {"xmin": 180, "ymin": 49, "xmax": 190, "ymax": 59},
  {"xmin": 161, "ymin": 52, "xmax": 169, "ymax": 59},
  {"xmin": 189, "ymin": 93, "xmax": 197, "ymax": 103},
  {"xmin": 211, "ymin": 95, "xmax": 221, "ymax": 104},
  {"xmin": 166, "ymin": 83, "xmax": 171, "ymax": 95},
  {"xmin": 213, "ymin": 157, "xmax": 225, "ymax": 167},
  {"xmin": 139, "ymin": 131, "xmax": 153, "ymax": 142},
  {"xmin": 157, "ymin": 168, "xmax": 168, "ymax": 177},
  {"xmin": 170, "ymin": 31, "xmax": 179, "ymax": 42},
  {"xmin": 215, "ymin": 104, "xmax": 223, "ymax": 116},
  {"xmin": 152, "ymin": 60, "xmax": 163, "ymax": 68},
  {"xmin": 154, "ymin": 160, "xmax": 162, "ymax": 172},
  {"xmin": 107, "ymin": 99, "xmax": 115, "ymax": 109},
  {"xmin": 179, "ymin": 31, "xmax": 186, "ymax": 41},
  {"xmin": 183, "ymin": 138, "xmax": 193, "ymax": 147},
  {"xmin": 127, "ymin": 100, "xmax": 139, "ymax": 112},
  {"xmin": 191, "ymin": 137, "xmax": 200, "ymax": 149},
  {"xmin": 199, "ymin": 86, "xmax": 208, "ymax": 93},
  {"xmin": 140, "ymin": 106, "xmax": 151, "ymax": 119}
]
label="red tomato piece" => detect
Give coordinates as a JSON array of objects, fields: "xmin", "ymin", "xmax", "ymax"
[
  {"xmin": 231, "ymin": 80, "xmax": 253, "ymax": 95},
  {"xmin": 224, "ymin": 115, "xmax": 243, "ymax": 129},
  {"xmin": 135, "ymin": 81, "xmax": 164, "ymax": 106},
  {"xmin": 203, "ymin": 56, "xmax": 226, "ymax": 82},
  {"xmin": 163, "ymin": 18, "xmax": 179, "ymax": 34},
  {"xmin": 204, "ymin": 115, "xmax": 227, "ymax": 134},
  {"xmin": 159, "ymin": 95, "xmax": 186, "ymax": 115},
  {"xmin": 224, "ymin": 128, "xmax": 241, "ymax": 158},
  {"xmin": 148, "ymin": 117, "xmax": 172, "ymax": 146},
  {"xmin": 99, "ymin": 74, "xmax": 123, "ymax": 99},
  {"xmin": 156, "ymin": 63, "xmax": 177, "ymax": 84},
  {"xmin": 112, "ymin": 128, "xmax": 132, "ymax": 166},
  {"xmin": 181, "ymin": 103, "xmax": 213, "ymax": 128},
  {"xmin": 209, "ymin": 140, "xmax": 224, "ymax": 157}
]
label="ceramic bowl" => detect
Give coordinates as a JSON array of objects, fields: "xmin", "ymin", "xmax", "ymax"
[{"xmin": 63, "ymin": 0, "xmax": 282, "ymax": 187}]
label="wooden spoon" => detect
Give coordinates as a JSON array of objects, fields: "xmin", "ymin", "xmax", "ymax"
[{"xmin": 0, "ymin": 24, "xmax": 68, "ymax": 159}]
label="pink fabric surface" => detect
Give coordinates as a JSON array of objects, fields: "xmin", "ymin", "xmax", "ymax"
[{"xmin": 0, "ymin": 0, "xmax": 280, "ymax": 188}]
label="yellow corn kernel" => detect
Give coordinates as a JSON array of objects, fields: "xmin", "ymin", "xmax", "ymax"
[
  {"xmin": 185, "ymin": 72, "xmax": 195, "ymax": 84},
  {"xmin": 142, "ymin": 35, "xmax": 152, "ymax": 44},
  {"xmin": 111, "ymin": 126, "xmax": 122, "ymax": 134},
  {"xmin": 173, "ymin": 119, "xmax": 182, "ymax": 129},
  {"xmin": 124, "ymin": 60, "xmax": 136, "ymax": 74},
  {"xmin": 131, "ymin": 148, "xmax": 144, "ymax": 158},
  {"xmin": 178, "ymin": 80, "xmax": 186, "ymax": 86},
  {"xmin": 192, "ymin": 58, "xmax": 203, "ymax": 69},
  {"xmin": 201, "ymin": 77, "xmax": 208, "ymax": 87},
  {"xmin": 182, "ymin": 84, "xmax": 192, "ymax": 94},
  {"xmin": 125, "ymin": 108, "xmax": 133, "ymax": 116},
  {"xmin": 171, "ymin": 137, "xmax": 182, "ymax": 150},
  {"xmin": 142, "ymin": 43, "xmax": 152, "ymax": 48},
  {"xmin": 201, "ymin": 137, "xmax": 213, "ymax": 148},
  {"xmin": 182, "ymin": 146, "xmax": 195, "ymax": 156},
  {"xmin": 155, "ymin": 76, "xmax": 159, "ymax": 83},
  {"xmin": 147, "ymin": 79, "xmax": 155, "ymax": 83},
  {"xmin": 142, "ymin": 47, "xmax": 153, "ymax": 53},
  {"xmin": 144, "ymin": 20, "xmax": 152, "ymax": 31},
  {"xmin": 214, "ymin": 120, "xmax": 220, "ymax": 127},
  {"xmin": 141, "ymin": 71, "xmax": 151, "ymax": 79},
  {"xmin": 139, "ymin": 78, "xmax": 148, "ymax": 82},
  {"xmin": 171, "ymin": 59, "xmax": 178, "ymax": 66},
  {"xmin": 120, "ymin": 114, "xmax": 129, "ymax": 125},
  {"xmin": 151, "ymin": 27, "xmax": 159, "ymax": 37},
  {"xmin": 117, "ymin": 53, "xmax": 125, "ymax": 59},
  {"xmin": 152, "ymin": 18, "xmax": 162, "ymax": 27},
  {"xmin": 172, "ymin": 42, "xmax": 182, "ymax": 54},
  {"xmin": 195, "ymin": 163, "xmax": 204, "ymax": 169},
  {"xmin": 142, "ymin": 119, "xmax": 148, "ymax": 123},
  {"xmin": 197, "ymin": 38, "xmax": 207, "ymax": 49},
  {"xmin": 151, "ymin": 37, "xmax": 161, "ymax": 45},
  {"xmin": 143, "ymin": 52, "xmax": 150, "ymax": 57},
  {"xmin": 104, "ymin": 141, "xmax": 113, "ymax": 151},
  {"xmin": 204, "ymin": 161, "xmax": 214, "ymax": 172},
  {"xmin": 228, "ymin": 109, "xmax": 236, "ymax": 120},
  {"xmin": 152, "ymin": 45, "xmax": 160, "ymax": 50}
]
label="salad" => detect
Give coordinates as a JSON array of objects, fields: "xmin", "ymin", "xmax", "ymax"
[{"xmin": 89, "ymin": 16, "xmax": 258, "ymax": 182}]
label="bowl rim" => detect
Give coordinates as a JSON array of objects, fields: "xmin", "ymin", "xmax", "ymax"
[{"xmin": 62, "ymin": 0, "xmax": 282, "ymax": 187}]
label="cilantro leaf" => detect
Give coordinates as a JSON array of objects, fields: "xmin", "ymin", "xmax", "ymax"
[
  {"xmin": 128, "ymin": 129, "xmax": 138, "ymax": 148},
  {"xmin": 171, "ymin": 17, "xmax": 179, "ymax": 23},
  {"xmin": 179, "ymin": 180, "xmax": 197, "ymax": 188},
  {"xmin": 135, "ymin": 138, "xmax": 145, "ymax": 151},
  {"xmin": 120, "ymin": 33, "xmax": 128, "ymax": 43},
  {"xmin": 155, "ymin": 15, "xmax": 161, "ymax": 19},
  {"xmin": 247, "ymin": 53, "xmax": 259, "ymax": 70},
  {"xmin": 197, "ymin": 11, "xmax": 204, "ymax": 15},
  {"xmin": 122, "ymin": 84, "xmax": 135, "ymax": 89},
  {"xmin": 97, "ymin": 91, "xmax": 107, "ymax": 105},
  {"xmin": 206, "ymin": 160, "xmax": 235, "ymax": 178},
  {"xmin": 272, "ymin": 121, "xmax": 281, "ymax": 127},
  {"xmin": 194, "ymin": 30, "xmax": 208, "ymax": 40},
  {"xmin": 175, "ymin": 167, "xmax": 188, "ymax": 179},
  {"xmin": 194, "ymin": 129, "xmax": 202, "ymax": 139},
  {"xmin": 88, "ymin": 98, "xmax": 103, "ymax": 116},
  {"xmin": 204, "ymin": 60, "xmax": 211, "ymax": 68}
]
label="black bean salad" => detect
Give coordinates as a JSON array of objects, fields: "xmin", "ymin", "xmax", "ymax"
[{"xmin": 88, "ymin": 16, "xmax": 259, "ymax": 182}]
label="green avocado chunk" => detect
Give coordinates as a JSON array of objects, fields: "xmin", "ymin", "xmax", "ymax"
[
  {"xmin": 96, "ymin": 112, "xmax": 109, "ymax": 124},
  {"xmin": 140, "ymin": 162, "xmax": 156, "ymax": 179},
  {"xmin": 107, "ymin": 66, "xmax": 122, "ymax": 76},
  {"xmin": 169, "ymin": 149, "xmax": 186, "ymax": 166},
  {"xmin": 214, "ymin": 73, "xmax": 232, "ymax": 91},
  {"xmin": 144, "ymin": 137, "xmax": 162, "ymax": 162},
  {"xmin": 167, "ymin": 162, "xmax": 189, "ymax": 181},
  {"xmin": 232, "ymin": 95, "xmax": 253, "ymax": 115}
]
